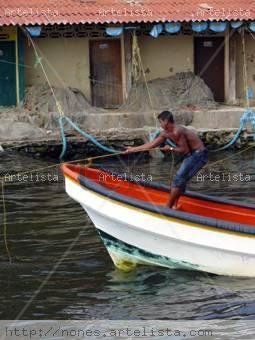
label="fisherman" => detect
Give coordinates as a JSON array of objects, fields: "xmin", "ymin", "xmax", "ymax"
[{"xmin": 124, "ymin": 110, "xmax": 208, "ymax": 209}]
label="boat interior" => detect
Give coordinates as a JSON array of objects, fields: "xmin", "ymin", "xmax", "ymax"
[{"xmin": 63, "ymin": 164, "xmax": 255, "ymax": 227}]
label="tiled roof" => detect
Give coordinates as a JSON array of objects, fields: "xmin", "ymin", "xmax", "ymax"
[{"xmin": 0, "ymin": 0, "xmax": 255, "ymax": 26}]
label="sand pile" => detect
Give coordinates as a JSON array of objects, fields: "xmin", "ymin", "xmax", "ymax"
[{"xmin": 119, "ymin": 72, "xmax": 218, "ymax": 112}]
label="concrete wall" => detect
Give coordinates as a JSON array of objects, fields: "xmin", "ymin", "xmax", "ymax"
[
  {"xmin": 25, "ymin": 37, "xmax": 91, "ymax": 101},
  {"xmin": 138, "ymin": 35, "xmax": 194, "ymax": 80}
]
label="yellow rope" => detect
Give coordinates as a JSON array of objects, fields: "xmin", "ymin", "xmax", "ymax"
[
  {"xmin": 1, "ymin": 180, "xmax": 11, "ymax": 263},
  {"xmin": 204, "ymin": 143, "xmax": 255, "ymax": 169},
  {"xmin": 131, "ymin": 32, "xmax": 158, "ymax": 127},
  {"xmin": 23, "ymin": 28, "xmax": 65, "ymax": 118},
  {"xmin": 131, "ymin": 32, "xmax": 142, "ymax": 83}
]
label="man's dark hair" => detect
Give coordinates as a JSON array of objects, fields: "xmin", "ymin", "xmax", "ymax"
[{"xmin": 157, "ymin": 111, "xmax": 174, "ymax": 123}]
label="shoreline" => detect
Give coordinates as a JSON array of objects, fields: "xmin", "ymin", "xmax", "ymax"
[{"xmin": 0, "ymin": 127, "xmax": 253, "ymax": 159}]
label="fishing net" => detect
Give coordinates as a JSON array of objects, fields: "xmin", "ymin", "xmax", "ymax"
[
  {"xmin": 24, "ymin": 84, "xmax": 104, "ymax": 115},
  {"xmin": 119, "ymin": 72, "xmax": 218, "ymax": 113}
]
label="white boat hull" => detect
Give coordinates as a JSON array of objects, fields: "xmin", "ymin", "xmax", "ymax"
[{"xmin": 65, "ymin": 177, "xmax": 255, "ymax": 277}]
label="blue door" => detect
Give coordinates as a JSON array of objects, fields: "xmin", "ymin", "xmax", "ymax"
[{"xmin": 0, "ymin": 41, "xmax": 16, "ymax": 106}]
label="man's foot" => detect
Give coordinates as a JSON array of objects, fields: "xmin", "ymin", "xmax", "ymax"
[
  {"xmin": 165, "ymin": 203, "xmax": 178, "ymax": 210},
  {"xmin": 165, "ymin": 202, "xmax": 180, "ymax": 210}
]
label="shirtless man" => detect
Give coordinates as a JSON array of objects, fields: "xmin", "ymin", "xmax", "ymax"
[{"xmin": 125, "ymin": 110, "xmax": 208, "ymax": 209}]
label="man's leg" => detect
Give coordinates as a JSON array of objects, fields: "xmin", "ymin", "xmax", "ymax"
[
  {"xmin": 186, "ymin": 150, "xmax": 209, "ymax": 181},
  {"xmin": 166, "ymin": 187, "xmax": 183, "ymax": 208},
  {"xmin": 167, "ymin": 151, "xmax": 200, "ymax": 209},
  {"xmin": 167, "ymin": 158, "xmax": 189, "ymax": 209},
  {"xmin": 166, "ymin": 150, "xmax": 208, "ymax": 209}
]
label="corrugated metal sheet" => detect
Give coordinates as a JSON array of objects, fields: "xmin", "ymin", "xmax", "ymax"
[{"xmin": 0, "ymin": 0, "xmax": 254, "ymax": 26}]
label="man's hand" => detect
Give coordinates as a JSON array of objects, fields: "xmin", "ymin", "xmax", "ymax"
[
  {"xmin": 123, "ymin": 146, "xmax": 136, "ymax": 154},
  {"xmin": 160, "ymin": 145, "xmax": 174, "ymax": 153}
]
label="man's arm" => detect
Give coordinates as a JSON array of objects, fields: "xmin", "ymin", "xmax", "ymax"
[
  {"xmin": 171, "ymin": 132, "xmax": 188, "ymax": 154},
  {"xmin": 161, "ymin": 129, "xmax": 188, "ymax": 154},
  {"xmin": 124, "ymin": 133, "xmax": 166, "ymax": 153}
]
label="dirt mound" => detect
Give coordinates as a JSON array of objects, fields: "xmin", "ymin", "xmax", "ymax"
[{"xmin": 119, "ymin": 72, "xmax": 218, "ymax": 112}]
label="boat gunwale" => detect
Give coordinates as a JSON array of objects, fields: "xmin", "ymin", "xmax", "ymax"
[
  {"xmin": 61, "ymin": 164, "xmax": 255, "ymax": 235},
  {"xmin": 99, "ymin": 166, "xmax": 255, "ymax": 211}
]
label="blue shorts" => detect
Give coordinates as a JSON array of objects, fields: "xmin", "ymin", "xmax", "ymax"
[{"xmin": 172, "ymin": 148, "xmax": 208, "ymax": 192}]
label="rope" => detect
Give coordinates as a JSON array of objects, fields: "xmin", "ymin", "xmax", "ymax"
[
  {"xmin": 58, "ymin": 116, "xmax": 119, "ymax": 160},
  {"xmin": 1, "ymin": 144, "xmax": 255, "ymax": 185},
  {"xmin": 22, "ymin": 28, "xmax": 65, "ymax": 118},
  {"xmin": 209, "ymin": 109, "xmax": 255, "ymax": 152},
  {"xmin": 131, "ymin": 32, "xmax": 158, "ymax": 129},
  {"xmin": 0, "ymin": 147, "xmax": 160, "ymax": 184},
  {"xmin": 21, "ymin": 26, "xmax": 255, "ymax": 160},
  {"xmin": 209, "ymin": 30, "xmax": 255, "ymax": 152},
  {"xmin": 150, "ymin": 29, "xmax": 255, "ymax": 153},
  {"xmin": 59, "ymin": 117, "xmax": 68, "ymax": 160},
  {"xmin": 241, "ymin": 28, "xmax": 250, "ymax": 108},
  {"xmin": 2, "ymin": 25, "xmax": 253, "ymax": 265},
  {"xmin": 23, "ymin": 28, "xmax": 120, "ymax": 159},
  {"xmin": 203, "ymin": 143, "xmax": 255, "ymax": 169},
  {"xmin": 1, "ymin": 180, "xmax": 11, "ymax": 264},
  {"xmin": 169, "ymin": 150, "xmax": 175, "ymax": 182}
]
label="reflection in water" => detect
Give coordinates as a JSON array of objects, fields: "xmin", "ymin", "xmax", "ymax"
[{"xmin": 0, "ymin": 150, "xmax": 254, "ymax": 320}]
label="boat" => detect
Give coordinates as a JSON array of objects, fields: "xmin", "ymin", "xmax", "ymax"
[{"xmin": 62, "ymin": 164, "xmax": 255, "ymax": 277}]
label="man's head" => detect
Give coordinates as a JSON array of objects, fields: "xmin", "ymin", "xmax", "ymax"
[{"xmin": 157, "ymin": 111, "xmax": 174, "ymax": 130}]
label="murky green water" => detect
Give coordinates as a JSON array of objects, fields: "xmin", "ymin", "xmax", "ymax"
[{"xmin": 0, "ymin": 149, "xmax": 254, "ymax": 320}]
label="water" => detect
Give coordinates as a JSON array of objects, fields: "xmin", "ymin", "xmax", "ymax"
[{"xmin": 0, "ymin": 150, "xmax": 254, "ymax": 320}]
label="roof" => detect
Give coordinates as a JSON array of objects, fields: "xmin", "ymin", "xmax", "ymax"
[{"xmin": 0, "ymin": 0, "xmax": 255, "ymax": 26}]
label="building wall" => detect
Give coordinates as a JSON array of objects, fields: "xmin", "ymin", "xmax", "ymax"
[
  {"xmin": 25, "ymin": 32, "xmax": 236, "ymax": 107},
  {"xmin": 25, "ymin": 34, "xmax": 193, "ymax": 105},
  {"xmin": 138, "ymin": 35, "xmax": 194, "ymax": 80},
  {"xmin": 25, "ymin": 37, "xmax": 91, "ymax": 100}
]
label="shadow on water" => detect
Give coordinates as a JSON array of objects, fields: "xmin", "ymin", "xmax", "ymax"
[{"xmin": 0, "ymin": 150, "xmax": 254, "ymax": 319}]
